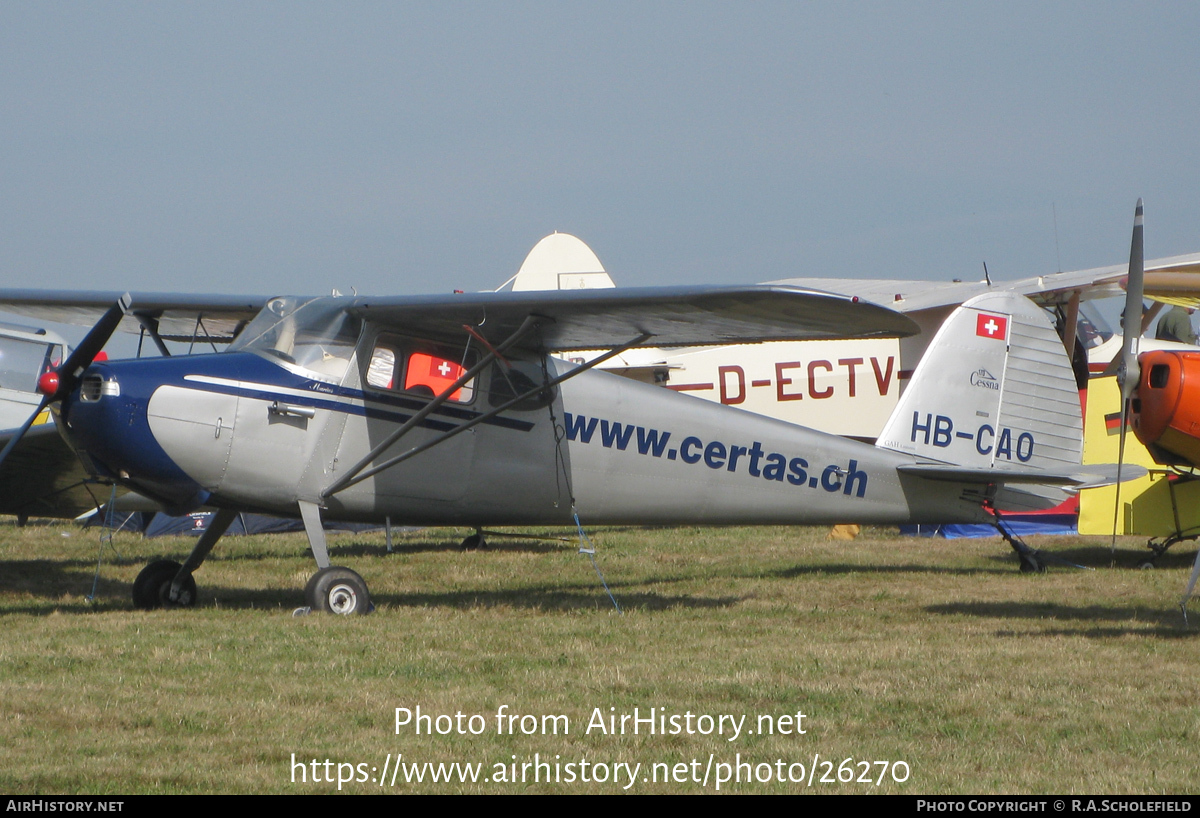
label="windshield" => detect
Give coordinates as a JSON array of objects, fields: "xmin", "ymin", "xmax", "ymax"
[{"xmin": 230, "ymin": 297, "xmax": 362, "ymax": 381}]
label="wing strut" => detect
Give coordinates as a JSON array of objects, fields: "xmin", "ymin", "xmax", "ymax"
[
  {"xmin": 134, "ymin": 313, "xmax": 172, "ymax": 357},
  {"xmin": 187, "ymin": 315, "xmax": 221, "ymax": 355},
  {"xmin": 320, "ymin": 330, "xmax": 653, "ymax": 499}
]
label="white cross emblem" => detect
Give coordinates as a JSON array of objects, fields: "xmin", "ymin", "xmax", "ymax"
[
  {"xmin": 983, "ymin": 319, "xmax": 999, "ymax": 336},
  {"xmin": 438, "ymin": 361, "xmax": 453, "ymax": 377}
]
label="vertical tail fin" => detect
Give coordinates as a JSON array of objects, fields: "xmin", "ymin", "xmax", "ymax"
[{"xmin": 876, "ymin": 291, "xmax": 1083, "ymax": 475}]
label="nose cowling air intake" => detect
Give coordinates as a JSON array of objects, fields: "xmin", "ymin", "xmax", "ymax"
[
  {"xmin": 61, "ymin": 363, "xmax": 133, "ymax": 476},
  {"xmin": 1131, "ymin": 349, "xmax": 1200, "ymax": 467}
]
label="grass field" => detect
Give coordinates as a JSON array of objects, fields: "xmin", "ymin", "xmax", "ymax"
[{"xmin": 0, "ymin": 520, "xmax": 1197, "ymax": 794}]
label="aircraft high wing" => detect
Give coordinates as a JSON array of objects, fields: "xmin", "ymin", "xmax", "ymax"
[
  {"xmin": 0, "ymin": 280, "xmax": 1136, "ymax": 614},
  {"xmin": 0, "ymin": 290, "xmax": 268, "ymax": 345}
]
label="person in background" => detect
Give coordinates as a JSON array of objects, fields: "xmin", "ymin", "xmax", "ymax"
[{"xmin": 1155, "ymin": 304, "xmax": 1198, "ymax": 345}]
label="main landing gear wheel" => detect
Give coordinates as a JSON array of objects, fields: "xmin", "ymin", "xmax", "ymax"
[
  {"xmin": 132, "ymin": 559, "xmax": 197, "ymax": 610},
  {"xmin": 305, "ymin": 567, "xmax": 372, "ymax": 615}
]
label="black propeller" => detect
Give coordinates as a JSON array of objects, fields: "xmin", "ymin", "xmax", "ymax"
[
  {"xmin": 0, "ymin": 293, "xmax": 132, "ymax": 471},
  {"xmin": 1111, "ymin": 200, "xmax": 1144, "ymax": 555}
]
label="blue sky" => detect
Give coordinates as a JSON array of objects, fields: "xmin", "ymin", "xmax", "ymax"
[{"xmin": 2, "ymin": 2, "xmax": 1197, "ymax": 299}]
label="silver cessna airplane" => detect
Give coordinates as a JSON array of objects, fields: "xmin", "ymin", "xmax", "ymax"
[{"xmin": 0, "ymin": 283, "xmax": 1131, "ymax": 614}]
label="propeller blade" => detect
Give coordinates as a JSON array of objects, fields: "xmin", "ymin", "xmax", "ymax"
[
  {"xmin": 0, "ymin": 395, "xmax": 53, "ymax": 472},
  {"xmin": 1111, "ymin": 200, "xmax": 1144, "ymax": 556},
  {"xmin": 1118, "ymin": 200, "xmax": 1145, "ymax": 405}
]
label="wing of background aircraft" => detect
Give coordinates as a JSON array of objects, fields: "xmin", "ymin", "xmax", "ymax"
[
  {"xmin": 1137, "ymin": 271, "xmax": 1200, "ymax": 309},
  {"xmin": 766, "ymin": 251, "xmax": 1200, "ymax": 313}
]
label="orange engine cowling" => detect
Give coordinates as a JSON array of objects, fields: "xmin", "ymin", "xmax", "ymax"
[{"xmin": 1131, "ymin": 349, "xmax": 1200, "ymax": 467}]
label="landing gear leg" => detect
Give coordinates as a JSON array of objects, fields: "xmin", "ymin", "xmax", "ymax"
[
  {"xmin": 989, "ymin": 509, "xmax": 1089, "ymax": 572},
  {"xmin": 296, "ymin": 501, "xmax": 373, "ymax": 615}
]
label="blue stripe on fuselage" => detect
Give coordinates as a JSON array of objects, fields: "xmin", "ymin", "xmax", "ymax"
[
  {"xmin": 99, "ymin": 351, "xmax": 536, "ymax": 433},
  {"xmin": 61, "ymin": 351, "xmax": 536, "ymax": 513}
]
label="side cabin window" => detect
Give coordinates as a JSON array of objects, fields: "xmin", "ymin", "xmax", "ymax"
[
  {"xmin": 486, "ymin": 359, "xmax": 557, "ymax": 411},
  {"xmin": 365, "ymin": 336, "xmax": 477, "ymax": 404}
]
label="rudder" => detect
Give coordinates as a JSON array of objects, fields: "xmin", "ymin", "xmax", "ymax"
[{"xmin": 875, "ymin": 291, "xmax": 1083, "ymax": 474}]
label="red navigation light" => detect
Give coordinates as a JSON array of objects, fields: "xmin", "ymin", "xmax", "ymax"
[
  {"xmin": 37, "ymin": 371, "xmax": 60, "ymax": 397},
  {"xmin": 95, "ymin": 351, "xmax": 109, "ymax": 362}
]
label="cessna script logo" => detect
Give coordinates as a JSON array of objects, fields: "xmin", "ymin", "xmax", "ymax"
[{"xmin": 969, "ymin": 369, "xmax": 1000, "ymax": 390}]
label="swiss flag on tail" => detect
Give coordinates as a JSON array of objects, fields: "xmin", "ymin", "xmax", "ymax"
[
  {"xmin": 406, "ymin": 352, "xmax": 467, "ymax": 400},
  {"xmin": 975, "ymin": 312, "xmax": 1008, "ymax": 341}
]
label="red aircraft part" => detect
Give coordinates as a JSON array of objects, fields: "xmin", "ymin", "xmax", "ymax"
[{"xmin": 1132, "ymin": 349, "xmax": 1200, "ymax": 467}]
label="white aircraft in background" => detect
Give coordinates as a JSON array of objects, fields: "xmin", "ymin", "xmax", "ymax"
[
  {"xmin": 519, "ymin": 232, "xmax": 1200, "ymax": 445},
  {"xmin": 511, "ymin": 233, "xmax": 903, "ymax": 438},
  {"xmin": 0, "ymin": 321, "xmax": 68, "ymax": 429},
  {"xmin": 0, "ymin": 321, "xmax": 96, "ymax": 522}
]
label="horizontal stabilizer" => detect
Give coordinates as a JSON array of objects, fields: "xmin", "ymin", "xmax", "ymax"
[{"xmin": 898, "ymin": 462, "xmax": 1147, "ymax": 489}]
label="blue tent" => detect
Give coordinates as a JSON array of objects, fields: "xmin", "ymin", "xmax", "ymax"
[
  {"xmin": 900, "ymin": 513, "xmax": 1077, "ymax": 539},
  {"xmin": 84, "ymin": 509, "xmax": 385, "ymax": 537},
  {"xmin": 143, "ymin": 510, "xmax": 383, "ymax": 537}
]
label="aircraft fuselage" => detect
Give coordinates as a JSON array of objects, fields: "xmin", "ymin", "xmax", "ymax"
[{"xmin": 58, "ymin": 338, "xmax": 989, "ymax": 528}]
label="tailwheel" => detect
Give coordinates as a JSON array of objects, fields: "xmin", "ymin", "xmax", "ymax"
[
  {"xmin": 460, "ymin": 530, "xmax": 487, "ymax": 551},
  {"xmin": 305, "ymin": 567, "xmax": 373, "ymax": 615},
  {"xmin": 1018, "ymin": 552, "xmax": 1047, "ymax": 573},
  {"xmin": 132, "ymin": 559, "xmax": 197, "ymax": 610}
]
